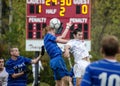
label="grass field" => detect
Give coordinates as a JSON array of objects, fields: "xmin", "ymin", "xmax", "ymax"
[{"xmin": 27, "ymin": 82, "xmax": 50, "ymax": 86}]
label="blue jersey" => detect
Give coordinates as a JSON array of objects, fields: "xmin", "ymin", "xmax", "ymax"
[
  {"xmin": 44, "ymin": 33, "xmax": 70, "ymax": 80},
  {"xmin": 44, "ymin": 33, "xmax": 62, "ymax": 59},
  {"xmin": 6, "ymin": 56, "xmax": 31, "ymax": 86},
  {"xmin": 81, "ymin": 59, "xmax": 120, "ymax": 86}
]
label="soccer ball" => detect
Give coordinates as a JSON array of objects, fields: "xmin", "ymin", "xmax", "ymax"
[{"xmin": 49, "ymin": 18, "xmax": 61, "ymax": 29}]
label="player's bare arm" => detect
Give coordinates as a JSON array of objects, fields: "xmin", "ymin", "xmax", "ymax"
[
  {"xmin": 58, "ymin": 22, "xmax": 72, "ymax": 38},
  {"xmin": 56, "ymin": 37, "xmax": 69, "ymax": 44},
  {"xmin": 11, "ymin": 72, "xmax": 24, "ymax": 78},
  {"xmin": 64, "ymin": 45, "xmax": 71, "ymax": 58}
]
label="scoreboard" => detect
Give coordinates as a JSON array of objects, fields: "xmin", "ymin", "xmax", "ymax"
[{"xmin": 26, "ymin": 0, "xmax": 91, "ymax": 51}]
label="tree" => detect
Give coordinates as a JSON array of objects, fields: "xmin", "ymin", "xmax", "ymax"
[
  {"xmin": 0, "ymin": 0, "xmax": 2, "ymax": 37},
  {"xmin": 91, "ymin": 0, "xmax": 120, "ymax": 60},
  {"xmin": 9, "ymin": 0, "xmax": 12, "ymax": 32}
]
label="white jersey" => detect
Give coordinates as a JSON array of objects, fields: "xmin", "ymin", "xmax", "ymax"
[
  {"xmin": 0, "ymin": 68, "xmax": 8, "ymax": 86},
  {"xmin": 66, "ymin": 39, "xmax": 89, "ymax": 63}
]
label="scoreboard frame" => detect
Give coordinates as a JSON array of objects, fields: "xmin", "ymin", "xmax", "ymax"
[{"xmin": 26, "ymin": 0, "xmax": 91, "ymax": 51}]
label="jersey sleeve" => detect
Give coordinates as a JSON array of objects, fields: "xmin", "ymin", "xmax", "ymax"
[
  {"xmin": 66, "ymin": 40, "xmax": 73, "ymax": 47},
  {"xmin": 5, "ymin": 63, "xmax": 14, "ymax": 75},
  {"xmin": 23, "ymin": 57, "xmax": 32, "ymax": 64},
  {"xmin": 2, "ymin": 69, "xmax": 8, "ymax": 86},
  {"xmin": 48, "ymin": 34, "xmax": 56, "ymax": 42}
]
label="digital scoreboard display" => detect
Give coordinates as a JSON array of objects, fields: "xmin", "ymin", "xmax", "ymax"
[{"xmin": 26, "ymin": 0, "xmax": 91, "ymax": 51}]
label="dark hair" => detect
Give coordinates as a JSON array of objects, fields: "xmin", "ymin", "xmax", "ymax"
[
  {"xmin": 72, "ymin": 28, "xmax": 82, "ymax": 35},
  {"xmin": 101, "ymin": 35, "xmax": 119, "ymax": 56},
  {"xmin": 0, "ymin": 57, "xmax": 4, "ymax": 61}
]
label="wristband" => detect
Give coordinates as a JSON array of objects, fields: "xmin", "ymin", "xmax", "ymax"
[
  {"xmin": 66, "ymin": 23, "xmax": 71, "ymax": 29},
  {"xmin": 66, "ymin": 25, "xmax": 70, "ymax": 29}
]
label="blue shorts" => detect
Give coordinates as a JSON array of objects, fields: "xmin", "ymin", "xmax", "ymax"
[
  {"xmin": 7, "ymin": 83, "xmax": 26, "ymax": 86},
  {"xmin": 50, "ymin": 56, "xmax": 70, "ymax": 80},
  {"xmin": 69, "ymin": 68, "xmax": 76, "ymax": 86}
]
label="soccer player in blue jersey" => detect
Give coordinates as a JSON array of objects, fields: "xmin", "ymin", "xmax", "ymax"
[
  {"xmin": 80, "ymin": 35, "xmax": 120, "ymax": 86},
  {"xmin": 6, "ymin": 47, "xmax": 41, "ymax": 86},
  {"xmin": 43, "ymin": 19, "xmax": 73, "ymax": 86}
]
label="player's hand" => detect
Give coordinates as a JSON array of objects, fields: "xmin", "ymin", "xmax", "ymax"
[
  {"xmin": 66, "ymin": 22, "xmax": 72, "ymax": 29},
  {"xmin": 63, "ymin": 50, "xmax": 70, "ymax": 58}
]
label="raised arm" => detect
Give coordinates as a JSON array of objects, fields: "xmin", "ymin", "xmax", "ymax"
[
  {"xmin": 31, "ymin": 45, "xmax": 45, "ymax": 64},
  {"xmin": 31, "ymin": 55, "xmax": 41, "ymax": 64},
  {"xmin": 58, "ymin": 22, "xmax": 72, "ymax": 39}
]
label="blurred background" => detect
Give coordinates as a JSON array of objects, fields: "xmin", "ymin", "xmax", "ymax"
[{"xmin": 0, "ymin": 0, "xmax": 120, "ymax": 86}]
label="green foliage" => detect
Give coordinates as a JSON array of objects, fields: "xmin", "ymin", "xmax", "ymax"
[
  {"xmin": 1, "ymin": 0, "xmax": 32, "ymax": 59},
  {"xmin": 91, "ymin": 0, "xmax": 120, "ymax": 61},
  {"xmin": 27, "ymin": 82, "xmax": 50, "ymax": 86},
  {"xmin": 40, "ymin": 53, "xmax": 55, "ymax": 86}
]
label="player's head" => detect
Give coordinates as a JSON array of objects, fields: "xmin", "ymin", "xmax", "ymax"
[
  {"xmin": 9, "ymin": 47, "xmax": 20, "ymax": 57},
  {"xmin": 0, "ymin": 57, "xmax": 4, "ymax": 69},
  {"xmin": 101, "ymin": 35, "xmax": 119, "ymax": 56},
  {"xmin": 42, "ymin": 26, "xmax": 55, "ymax": 37},
  {"xmin": 73, "ymin": 28, "xmax": 83, "ymax": 40}
]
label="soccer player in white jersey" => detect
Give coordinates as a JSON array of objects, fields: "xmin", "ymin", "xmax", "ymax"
[
  {"xmin": 81, "ymin": 35, "xmax": 120, "ymax": 86},
  {"xmin": 0, "ymin": 58, "xmax": 8, "ymax": 86},
  {"xmin": 64, "ymin": 28, "xmax": 91, "ymax": 86}
]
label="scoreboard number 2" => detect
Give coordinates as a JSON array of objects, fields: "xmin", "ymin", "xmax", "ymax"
[{"xmin": 60, "ymin": 7, "xmax": 65, "ymax": 16}]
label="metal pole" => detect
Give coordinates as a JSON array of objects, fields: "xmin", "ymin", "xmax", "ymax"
[{"xmin": 34, "ymin": 51, "xmax": 39, "ymax": 86}]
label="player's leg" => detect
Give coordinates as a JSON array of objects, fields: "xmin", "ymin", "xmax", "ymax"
[
  {"xmin": 54, "ymin": 73, "xmax": 71, "ymax": 86},
  {"xmin": 76, "ymin": 78, "xmax": 81, "ymax": 86},
  {"xmin": 55, "ymin": 80, "xmax": 61, "ymax": 86},
  {"xmin": 73, "ymin": 63, "xmax": 83, "ymax": 86},
  {"xmin": 59, "ymin": 57, "xmax": 73, "ymax": 86},
  {"xmin": 61, "ymin": 76, "xmax": 73, "ymax": 86},
  {"xmin": 69, "ymin": 68, "xmax": 77, "ymax": 86},
  {"xmin": 50, "ymin": 56, "xmax": 73, "ymax": 86},
  {"xmin": 74, "ymin": 60, "xmax": 90, "ymax": 86}
]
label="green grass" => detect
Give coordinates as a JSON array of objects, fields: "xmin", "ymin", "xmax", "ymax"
[{"xmin": 27, "ymin": 82, "xmax": 50, "ymax": 86}]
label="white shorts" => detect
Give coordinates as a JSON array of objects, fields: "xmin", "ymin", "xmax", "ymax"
[{"xmin": 73, "ymin": 60, "xmax": 90, "ymax": 78}]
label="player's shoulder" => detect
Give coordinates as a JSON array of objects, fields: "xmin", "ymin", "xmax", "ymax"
[
  {"xmin": 68, "ymin": 39, "xmax": 76, "ymax": 43},
  {"xmin": 5, "ymin": 58, "xmax": 12, "ymax": 64},
  {"xmin": 45, "ymin": 33, "xmax": 56, "ymax": 40},
  {"xmin": 17, "ymin": 56, "xmax": 30, "ymax": 61},
  {"xmin": 88, "ymin": 60, "xmax": 102, "ymax": 67},
  {"xmin": 46, "ymin": 33, "xmax": 54, "ymax": 37},
  {"xmin": 19, "ymin": 56, "xmax": 25, "ymax": 58}
]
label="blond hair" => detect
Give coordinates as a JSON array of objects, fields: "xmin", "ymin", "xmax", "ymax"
[{"xmin": 42, "ymin": 26, "xmax": 53, "ymax": 37}]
